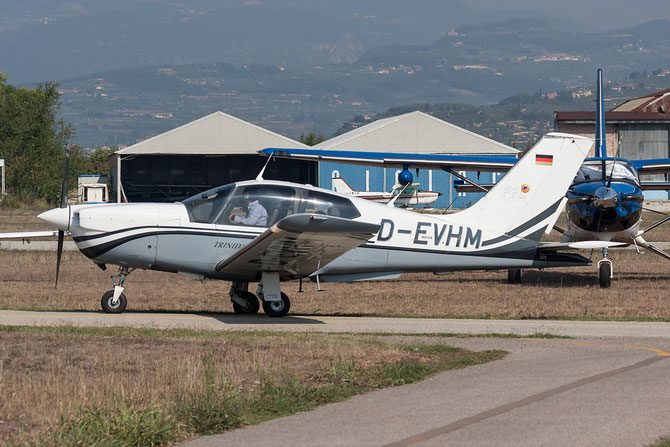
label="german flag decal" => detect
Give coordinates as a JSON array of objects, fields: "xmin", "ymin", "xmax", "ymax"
[{"xmin": 536, "ymin": 154, "xmax": 553, "ymax": 166}]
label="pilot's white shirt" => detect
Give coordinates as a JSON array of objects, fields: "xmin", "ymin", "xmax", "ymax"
[{"xmin": 234, "ymin": 200, "xmax": 268, "ymax": 226}]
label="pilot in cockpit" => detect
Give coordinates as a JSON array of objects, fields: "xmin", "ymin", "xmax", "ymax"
[{"xmin": 229, "ymin": 193, "xmax": 268, "ymax": 226}]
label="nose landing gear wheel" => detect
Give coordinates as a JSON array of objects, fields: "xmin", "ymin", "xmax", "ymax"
[
  {"xmin": 101, "ymin": 290, "xmax": 127, "ymax": 314},
  {"xmin": 232, "ymin": 291, "xmax": 260, "ymax": 314},
  {"xmin": 262, "ymin": 292, "xmax": 291, "ymax": 317},
  {"xmin": 598, "ymin": 262, "xmax": 612, "ymax": 288}
]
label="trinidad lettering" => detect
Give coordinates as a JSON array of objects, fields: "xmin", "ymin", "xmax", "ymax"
[
  {"xmin": 214, "ymin": 241, "xmax": 244, "ymax": 249},
  {"xmin": 376, "ymin": 219, "xmax": 482, "ymax": 249}
]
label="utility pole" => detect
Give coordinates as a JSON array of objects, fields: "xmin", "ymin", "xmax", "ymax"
[{"xmin": 0, "ymin": 159, "xmax": 5, "ymax": 197}]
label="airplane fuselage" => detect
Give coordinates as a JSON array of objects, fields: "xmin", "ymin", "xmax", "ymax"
[{"xmin": 46, "ymin": 179, "xmax": 590, "ymax": 284}]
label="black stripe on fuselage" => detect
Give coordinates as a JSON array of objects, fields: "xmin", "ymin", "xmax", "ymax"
[
  {"xmin": 73, "ymin": 225, "xmax": 261, "ymax": 243},
  {"xmin": 481, "ymin": 197, "xmax": 563, "ymax": 247},
  {"xmin": 78, "ymin": 229, "xmax": 259, "ymax": 259}
]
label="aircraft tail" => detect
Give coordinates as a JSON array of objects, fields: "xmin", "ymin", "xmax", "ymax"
[
  {"xmin": 454, "ymin": 133, "xmax": 592, "ymax": 241},
  {"xmin": 331, "ymin": 177, "xmax": 356, "ymax": 194}
]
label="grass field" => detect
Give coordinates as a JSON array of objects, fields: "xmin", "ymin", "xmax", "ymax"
[
  {"xmin": 0, "ymin": 326, "xmax": 505, "ymax": 445},
  {"xmin": 0, "ymin": 248, "xmax": 668, "ymax": 320}
]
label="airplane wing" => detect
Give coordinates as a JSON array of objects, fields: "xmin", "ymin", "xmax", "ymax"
[
  {"xmin": 0, "ymin": 230, "xmax": 61, "ymax": 240},
  {"xmin": 631, "ymin": 159, "xmax": 670, "ymax": 175},
  {"xmin": 260, "ymin": 148, "xmax": 517, "ymax": 172},
  {"xmin": 215, "ymin": 214, "xmax": 380, "ymax": 279},
  {"xmin": 640, "ymin": 181, "xmax": 670, "ymax": 190},
  {"xmin": 538, "ymin": 241, "xmax": 629, "ymax": 250}
]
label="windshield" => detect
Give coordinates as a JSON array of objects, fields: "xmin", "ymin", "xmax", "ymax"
[
  {"xmin": 182, "ymin": 184, "xmax": 234, "ymax": 223},
  {"xmin": 574, "ymin": 161, "xmax": 603, "ymax": 183},
  {"xmin": 574, "ymin": 160, "xmax": 638, "ymax": 184},
  {"xmin": 605, "ymin": 160, "xmax": 638, "ymax": 182}
]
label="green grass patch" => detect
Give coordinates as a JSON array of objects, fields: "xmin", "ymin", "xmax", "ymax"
[
  {"xmin": 36, "ymin": 399, "xmax": 179, "ymax": 447},
  {"xmin": 649, "ymin": 438, "xmax": 670, "ymax": 447}
]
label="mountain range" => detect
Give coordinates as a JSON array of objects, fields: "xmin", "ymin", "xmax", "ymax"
[{"xmin": 5, "ymin": 8, "xmax": 669, "ymax": 148}]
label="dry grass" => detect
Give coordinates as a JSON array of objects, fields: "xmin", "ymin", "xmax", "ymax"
[
  {"xmin": 0, "ymin": 326, "xmax": 503, "ymax": 445},
  {"xmin": 0, "ymin": 248, "xmax": 668, "ymax": 319}
]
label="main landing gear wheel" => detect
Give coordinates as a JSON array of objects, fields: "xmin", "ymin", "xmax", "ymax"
[
  {"xmin": 101, "ymin": 290, "xmax": 127, "ymax": 314},
  {"xmin": 232, "ymin": 291, "xmax": 260, "ymax": 314},
  {"xmin": 507, "ymin": 268, "xmax": 523, "ymax": 284},
  {"xmin": 598, "ymin": 262, "xmax": 612, "ymax": 288},
  {"xmin": 262, "ymin": 292, "xmax": 291, "ymax": 317}
]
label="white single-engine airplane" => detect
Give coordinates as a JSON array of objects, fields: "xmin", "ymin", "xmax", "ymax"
[
  {"xmin": 331, "ymin": 176, "xmax": 441, "ymax": 206},
  {"xmin": 2, "ymin": 132, "xmax": 592, "ymax": 317}
]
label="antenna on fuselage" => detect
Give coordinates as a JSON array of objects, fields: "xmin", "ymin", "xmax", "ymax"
[
  {"xmin": 595, "ymin": 68, "xmax": 606, "ymax": 158},
  {"xmin": 256, "ymin": 151, "xmax": 274, "ymax": 181}
]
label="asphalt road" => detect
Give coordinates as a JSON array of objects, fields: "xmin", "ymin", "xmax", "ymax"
[{"xmin": 2, "ymin": 310, "xmax": 670, "ymax": 446}]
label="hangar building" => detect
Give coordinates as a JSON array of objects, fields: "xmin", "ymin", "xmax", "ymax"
[
  {"xmin": 314, "ymin": 111, "xmax": 519, "ymax": 208},
  {"xmin": 113, "ymin": 112, "xmax": 315, "ymax": 203},
  {"xmin": 555, "ymin": 88, "xmax": 670, "ymax": 199}
]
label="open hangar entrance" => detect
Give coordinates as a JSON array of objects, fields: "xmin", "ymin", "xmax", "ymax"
[
  {"xmin": 113, "ymin": 111, "xmax": 315, "ymax": 203},
  {"xmin": 120, "ymin": 154, "xmax": 315, "ymax": 202}
]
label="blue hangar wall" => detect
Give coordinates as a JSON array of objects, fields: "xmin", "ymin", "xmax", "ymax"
[{"xmin": 317, "ymin": 161, "xmax": 511, "ymax": 209}]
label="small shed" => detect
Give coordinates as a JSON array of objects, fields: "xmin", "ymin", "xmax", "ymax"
[
  {"xmin": 113, "ymin": 112, "xmax": 315, "ymax": 202},
  {"xmin": 315, "ymin": 111, "xmax": 518, "ymax": 208},
  {"xmin": 78, "ymin": 174, "xmax": 108, "ymax": 203}
]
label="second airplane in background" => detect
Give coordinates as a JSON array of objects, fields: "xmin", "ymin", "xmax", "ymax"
[{"xmin": 331, "ymin": 176, "xmax": 441, "ymax": 207}]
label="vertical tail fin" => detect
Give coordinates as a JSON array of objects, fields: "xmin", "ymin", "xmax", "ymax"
[
  {"xmin": 595, "ymin": 68, "xmax": 606, "ymax": 158},
  {"xmin": 331, "ymin": 177, "xmax": 356, "ymax": 194},
  {"xmin": 453, "ymin": 133, "xmax": 592, "ymax": 241}
]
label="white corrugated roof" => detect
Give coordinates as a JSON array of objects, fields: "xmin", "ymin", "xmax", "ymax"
[
  {"xmin": 117, "ymin": 111, "xmax": 310, "ymax": 155},
  {"xmin": 314, "ymin": 111, "xmax": 518, "ymax": 154}
]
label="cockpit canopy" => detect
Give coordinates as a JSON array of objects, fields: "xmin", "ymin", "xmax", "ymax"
[
  {"xmin": 574, "ymin": 159, "xmax": 639, "ymax": 184},
  {"xmin": 182, "ymin": 182, "xmax": 361, "ymax": 226}
]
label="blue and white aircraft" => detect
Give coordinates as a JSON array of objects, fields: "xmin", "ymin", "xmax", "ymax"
[
  {"xmin": 263, "ymin": 70, "xmax": 670, "ymax": 288},
  {"xmin": 2, "ymin": 132, "xmax": 593, "ymax": 316}
]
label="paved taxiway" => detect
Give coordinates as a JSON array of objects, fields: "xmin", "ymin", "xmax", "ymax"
[{"xmin": 2, "ymin": 310, "xmax": 670, "ymax": 446}]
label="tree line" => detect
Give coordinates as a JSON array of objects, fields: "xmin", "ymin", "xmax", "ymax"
[{"xmin": 0, "ymin": 73, "xmax": 115, "ymax": 205}]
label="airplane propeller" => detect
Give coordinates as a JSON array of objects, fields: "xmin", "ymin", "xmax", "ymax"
[{"xmin": 55, "ymin": 146, "xmax": 70, "ymax": 288}]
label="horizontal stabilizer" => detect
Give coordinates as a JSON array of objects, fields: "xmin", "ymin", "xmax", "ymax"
[{"xmin": 539, "ymin": 241, "xmax": 628, "ymax": 250}]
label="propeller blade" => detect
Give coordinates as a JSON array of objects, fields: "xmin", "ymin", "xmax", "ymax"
[
  {"xmin": 55, "ymin": 230, "xmax": 64, "ymax": 288},
  {"xmin": 55, "ymin": 145, "xmax": 70, "ymax": 288},
  {"xmin": 60, "ymin": 146, "xmax": 70, "ymax": 208},
  {"xmin": 567, "ymin": 197, "xmax": 591, "ymax": 204}
]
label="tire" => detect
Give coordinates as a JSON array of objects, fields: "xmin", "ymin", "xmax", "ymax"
[
  {"xmin": 232, "ymin": 291, "xmax": 260, "ymax": 314},
  {"xmin": 101, "ymin": 290, "xmax": 127, "ymax": 314},
  {"xmin": 507, "ymin": 269, "xmax": 523, "ymax": 284},
  {"xmin": 262, "ymin": 292, "xmax": 291, "ymax": 317},
  {"xmin": 598, "ymin": 263, "xmax": 612, "ymax": 288}
]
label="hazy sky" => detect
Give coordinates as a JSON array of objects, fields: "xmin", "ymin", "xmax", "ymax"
[{"xmin": 465, "ymin": 0, "xmax": 670, "ymax": 29}]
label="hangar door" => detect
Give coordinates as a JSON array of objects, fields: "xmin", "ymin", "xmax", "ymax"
[{"xmin": 619, "ymin": 124, "xmax": 669, "ymax": 182}]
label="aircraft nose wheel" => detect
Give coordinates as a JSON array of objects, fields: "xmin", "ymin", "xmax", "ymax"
[
  {"xmin": 598, "ymin": 261, "xmax": 612, "ymax": 288},
  {"xmin": 232, "ymin": 291, "xmax": 260, "ymax": 314},
  {"xmin": 262, "ymin": 292, "xmax": 291, "ymax": 317},
  {"xmin": 101, "ymin": 290, "xmax": 127, "ymax": 313},
  {"xmin": 598, "ymin": 247, "xmax": 613, "ymax": 288}
]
